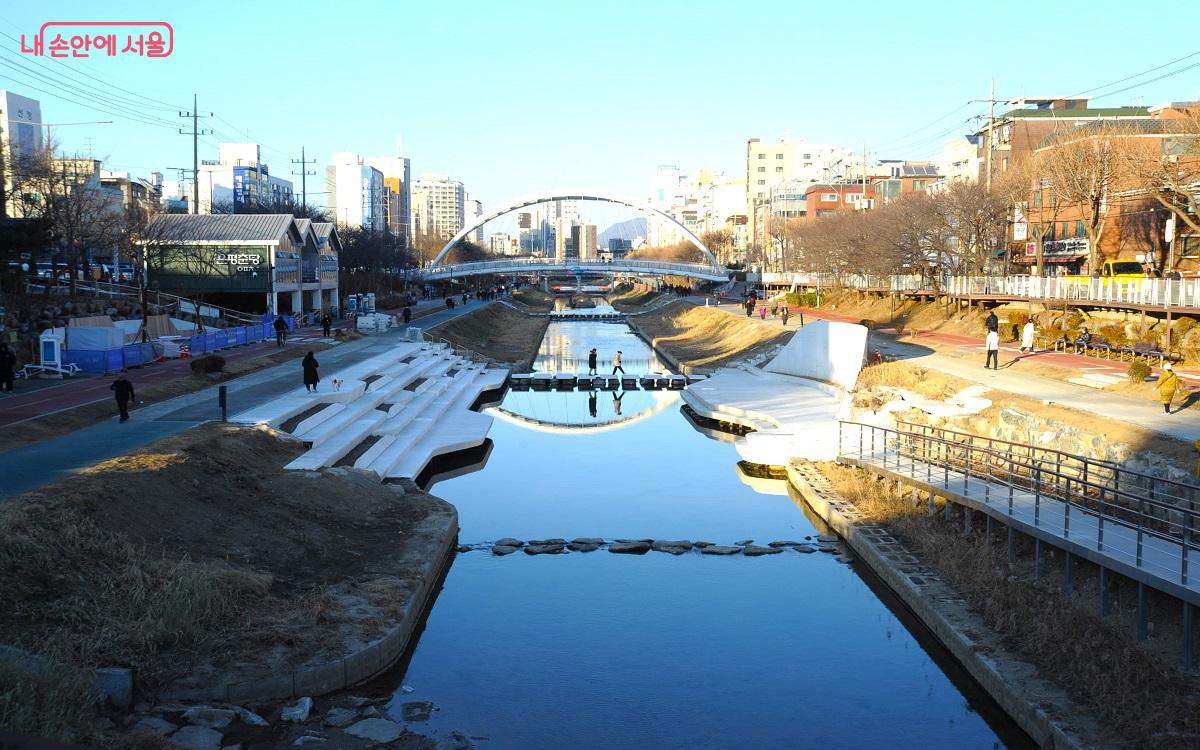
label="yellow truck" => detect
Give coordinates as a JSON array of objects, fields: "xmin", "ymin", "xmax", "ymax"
[{"xmin": 1063, "ymin": 259, "xmax": 1147, "ymax": 283}]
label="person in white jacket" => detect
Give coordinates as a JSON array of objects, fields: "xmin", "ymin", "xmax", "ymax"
[
  {"xmin": 1020, "ymin": 320, "xmax": 1035, "ymax": 353},
  {"xmin": 985, "ymin": 330, "xmax": 1000, "ymax": 370}
]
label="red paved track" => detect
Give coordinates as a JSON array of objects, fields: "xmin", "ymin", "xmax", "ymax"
[
  {"xmin": 716, "ymin": 298, "xmax": 1199, "ymax": 388},
  {"xmin": 0, "ymin": 299, "xmax": 448, "ymax": 428}
]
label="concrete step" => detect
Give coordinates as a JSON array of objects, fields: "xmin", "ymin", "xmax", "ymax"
[{"xmin": 286, "ymin": 415, "xmax": 386, "ymax": 470}]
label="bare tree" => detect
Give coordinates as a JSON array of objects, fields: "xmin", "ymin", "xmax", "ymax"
[{"xmin": 1036, "ymin": 122, "xmax": 1133, "ymax": 270}]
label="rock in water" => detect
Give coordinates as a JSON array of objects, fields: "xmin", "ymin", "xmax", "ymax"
[
  {"xmin": 567, "ymin": 542, "xmax": 600, "ymax": 552},
  {"xmin": 345, "ymin": 718, "xmax": 403, "ymax": 744},
  {"xmin": 793, "ymin": 545, "xmax": 817, "ymax": 554},
  {"xmin": 768, "ymin": 540, "xmax": 802, "ymax": 547},
  {"xmin": 183, "ymin": 707, "xmax": 235, "ymax": 729},
  {"xmin": 735, "ymin": 539, "xmax": 754, "ymax": 546},
  {"xmin": 608, "ymin": 541, "xmax": 651, "ymax": 554},
  {"xmin": 282, "ymin": 697, "xmax": 313, "ymax": 723},
  {"xmin": 817, "ymin": 534, "xmax": 838, "ymax": 543},
  {"xmin": 524, "ymin": 543, "xmax": 565, "ymax": 555},
  {"xmin": 402, "ymin": 701, "xmax": 433, "ymax": 722},
  {"xmin": 494, "ymin": 538, "xmax": 524, "ymax": 548},
  {"xmin": 700, "ymin": 545, "xmax": 741, "ymax": 556},
  {"xmin": 526, "ymin": 538, "xmax": 566, "ymax": 546},
  {"xmin": 651, "ymin": 540, "xmax": 693, "ymax": 553},
  {"xmin": 292, "ymin": 737, "xmax": 326, "ymax": 746},
  {"xmin": 692, "ymin": 541, "xmax": 716, "ymax": 548},
  {"xmin": 437, "ymin": 730, "xmax": 475, "ymax": 750},
  {"xmin": 491, "ymin": 544, "xmax": 519, "ymax": 556},
  {"xmin": 742, "ymin": 545, "xmax": 783, "ymax": 557},
  {"xmin": 571, "ymin": 537, "xmax": 605, "ymax": 545},
  {"xmin": 171, "ymin": 726, "xmax": 223, "ymax": 750}
]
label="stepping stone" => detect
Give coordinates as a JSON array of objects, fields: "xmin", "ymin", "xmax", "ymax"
[
  {"xmin": 571, "ymin": 537, "xmax": 605, "ymax": 545},
  {"xmin": 323, "ymin": 708, "xmax": 357, "ymax": 728},
  {"xmin": 567, "ymin": 542, "xmax": 600, "ymax": 552},
  {"xmin": 615, "ymin": 538, "xmax": 654, "ymax": 544},
  {"xmin": 345, "ymin": 719, "xmax": 403, "ymax": 744},
  {"xmin": 171, "ymin": 726, "xmax": 223, "ymax": 750},
  {"xmin": 491, "ymin": 544, "xmax": 519, "ymax": 556},
  {"xmin": 524, "ymin": 544, "xmax": 565, "ymax": 555},
  {"xmin": 793, "ymin": 545, "xmax": 817, "ymax": 554},
  {"xmin": 700, "ymin": 545, "xmax": 741, "ymax": 556},
  {"xmin": 495, "ymin": 538, "xmax": 524, "ymax": 548},
  {"xmin": 735, "ymin": 539, "xmax": 754, "ymax": 546},
  {"xmin": 817, "ymin": 534, "xmax": 838, "ymax": 543},
  {"xmin": 401, "ymin": 701, "xmax": 433, "ymax": 722},
  {"xmin": 527, "ymin": 538, "xmax": 566, "ymax": 546},
  {"xmin": 768, "ymin": 540, "xmax": 803, "ymax": 547},
  {"xmin": 608, "ymin": 541, "xmax": 651, "ymax": 554},
  {"xmin": 742, "ymin": 545, "xmax": 783, "ymax": 556},
  {"xmin": 693, "ymin": 541, "xmax": 716, "ymax": 548},
  {"xmin": 652, "ymin": 540, "xmax": 693, "ymax": 554}
]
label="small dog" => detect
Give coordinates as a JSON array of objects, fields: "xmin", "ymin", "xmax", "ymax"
[{"xmin": 332, "ymin": 378, "xmax": 344, "ymax": 391}]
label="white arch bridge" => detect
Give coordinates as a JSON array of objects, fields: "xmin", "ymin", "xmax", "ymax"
[
  {"xmin": 420, "ymin": 188, "xmax": 728, "ymax": 282},
  {"xmin": 418, "ymin": 257, "xmax": 731, "ymax": 283}
]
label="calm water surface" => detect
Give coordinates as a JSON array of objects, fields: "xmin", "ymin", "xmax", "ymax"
[{"xmin": 390, "ymin": 320, "xmax": 1026, "ymax": 749}]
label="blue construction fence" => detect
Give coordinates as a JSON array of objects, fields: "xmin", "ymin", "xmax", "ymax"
[{"xmin": 61, "ymin": 316, "xmax": 297, "ymax": 375}]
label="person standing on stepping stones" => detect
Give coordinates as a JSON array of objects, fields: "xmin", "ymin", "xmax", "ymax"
[
  {"xmin": 587, "ymin": 348, "xmax": 598, "ymax": 375},
  {"xmin": 612, "ymin": 350, "xmax": 624, "ymax": 375}
]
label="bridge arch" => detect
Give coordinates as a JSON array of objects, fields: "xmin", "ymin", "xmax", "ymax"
[{"xmin": 431, "ymin": 188, "xmax": 720, "ymax": 268}]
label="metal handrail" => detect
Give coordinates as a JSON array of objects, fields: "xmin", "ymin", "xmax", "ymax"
[
  {"xmin": 895, "ymin": 421, "xmax": 1199, "ymax": 507},
  {"xmin": 838, "ymin": 421, "xmax": 1200, "ymax": 574},
  {"xmin": 34, "ymin": 278, "xmax": 261, "ymax": 326}
]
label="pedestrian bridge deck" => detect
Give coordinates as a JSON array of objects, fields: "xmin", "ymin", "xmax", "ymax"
[{"xmin": 838, "ymin": 422, "xmax": 1200, "ymax": 607}]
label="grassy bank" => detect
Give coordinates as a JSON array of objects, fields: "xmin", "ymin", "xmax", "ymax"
[
  {"xmin": 0, "ymin": 343, "xmax": 334, "ymax": 454},
  {"xmin": 428, "ymin": 302, "xmax": 549, "ymax": 369},
  {"xmin": 819, "ymin": 463, "xmax": 1200, "ymax": 749},
  {"xmin": 0, "ymin": 423, "xmax": 452, "ymax": 744},
  {"xmin": 511, "ymin": 288, "xmax": 553, "ymax": 311},
  {"xmin": 609, "ymin": 283, "xmax": 662, "ymax": 311},
  {"xmin": 631, "ymin": 301, "xmax": 791, "ymax": 371}
]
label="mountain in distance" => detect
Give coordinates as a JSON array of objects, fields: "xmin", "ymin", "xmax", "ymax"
[{"xmin": 597, "ymin": 217, "xmax": 646, "ymax": 246}]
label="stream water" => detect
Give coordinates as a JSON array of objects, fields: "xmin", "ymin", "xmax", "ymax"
[{"xmin": 387, "ymin": 319, "xmax": 1030, "ymax": 749}]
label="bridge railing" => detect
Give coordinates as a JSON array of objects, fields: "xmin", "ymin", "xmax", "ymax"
[
  {"xmin": 759, "ymin": 272, "xmax": 1200, "ymax": 310},
  {"xmin": 419, "ymin": 258, "xmax": 728, "ymax": 279}
]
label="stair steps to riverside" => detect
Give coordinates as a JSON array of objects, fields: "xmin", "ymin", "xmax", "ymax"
[
  {"xmin": 294, "ymin": 376, "xmax": 399, "ymax": 445},
  {"xmin": 364, "ymin": 373, "xmax": 488, "ymax": 479},
  {"xmin": 286, "ymin": 415, "xmax": 389, "ymax": 471},
  {"xmin": 291, "ymin": 402, "xmax": 347, "ymax": 436}
]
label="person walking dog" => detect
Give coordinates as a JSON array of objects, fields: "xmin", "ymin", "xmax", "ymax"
[{"xmin": 302, "ymin": 351, "xmax": 320, "ymax": 392}]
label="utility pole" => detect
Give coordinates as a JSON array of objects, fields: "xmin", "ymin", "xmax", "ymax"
[
  {"xmin": 861, "ymin": 142, "xmax": 868, "ymax": 209},
  {"xmin": 985, "ymin": 79, "xmax": 996, "ymax": 192},
  {"xmin": 291, "ymin": 146, "xmax": 317, "ymax": 210},
  {"xmin": 178, "ymin": 94, "xmax": 211, "ymax": 214}
]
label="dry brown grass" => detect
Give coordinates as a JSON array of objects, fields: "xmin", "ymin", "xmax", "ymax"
[
  {"xmin": 854, "ymin": 361, "xmax": 972, "ymax": 400},
  {"xmin": 429, "ymin": 303, "xmax": 548, "ymax": 369},
  {"xmin": 0, "ymin": 423, "xmax": 450, "ymax": 741},
  {"xmin": 0, "ymin": 344, "xmax": 331, "ymax": 454},
  {"xmin": 511, "ymin": 288, "xmax": 553, "ymax": 310},
  {"xmin": 819, "ymin": 463, "xmax": 1200, "ymax": 748},
  {"xmin": 633, "ymin": 302, "xmax": 791, "ymax": 371},
  {"xmin": 609, "ymin": 284, "xmax": 662, "ymax": 310}
]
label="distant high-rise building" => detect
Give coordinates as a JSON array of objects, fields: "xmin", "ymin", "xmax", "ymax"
[
  {"xmin": 326, "ymin": 151, "xmax": 385, "ymax": 231},
  {"xmin": 409, "ymin": 174, "xmax": 465, "ymax": 240},
  {"xmin": 745, "ymin": 137, "xmax": 849, "ymax": 218},
  {"xmin": 465, "ymin": 196, "xmax": 483, "ymax": 244},
  {"xmin": 572, "ymin": 223, "xmax": 598, "ymax": 260},
  {"xmin": 364, "ymin": 155, "xmax": 411, "ymax": 246},
  {"xmin": 0, "ymin": 89, "xmax": 43, "ymax": 219},
  {"xmin": 198, "ymin": 143, "xmax": 294, "ymax": 214}
]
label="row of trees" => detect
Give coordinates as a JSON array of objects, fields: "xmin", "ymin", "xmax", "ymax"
[{"xmin": 754, "ymin": 108, "xmax": 1200, "ymax": 280}]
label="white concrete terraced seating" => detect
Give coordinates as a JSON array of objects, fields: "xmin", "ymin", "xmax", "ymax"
[{"xmin": 230, "ymin": 341, "xmax": 509, "ymax": 479}]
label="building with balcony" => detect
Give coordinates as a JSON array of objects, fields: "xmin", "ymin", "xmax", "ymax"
[{"xmin": 409, "ymin": 174, "xmax": 466, "ymax": 240}]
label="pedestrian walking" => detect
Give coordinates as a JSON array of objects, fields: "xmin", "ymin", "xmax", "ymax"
[
  {"xmin": 770, "ymin": 302, "xmax": 778, "ymax": 317},
  {"xmin": 402, "ymin": 306, "xmax": 412, "ymax": 326},
  {"xmin": 111, "ymin": 376, "xmax": 135, "ymax": 422},
  {"xmin": 302, "ymin": 351, "xmax": 320, "ymax": 392},
  {"xmin": 781, "ymin": 307, "xmax": 790, "ymax": 326},
  {"xmin": 612, "ymin": 350, "xmax": 624, "ymax": 375},
  {"xmin": 1020, "ymin": 319, "xmax": 1035, "ymax": 353},
  {"xmin": 744, "ymin": 299, "xmax": 753, "ymax": 317},
  {"xmin": 1159, "ymin": 364, "xmax": 1183, "ymax": 414},
  {"xmin": 758, "ymin": 304, "xmax": 766, "ymax": 320},
  {"xmin": 587, "ymin": 348, "xmax": 598, "ymax": 375},
  {"xmin": 321, "ymin": 313, "xmax": 332, "ymax": 337},
  {"xmin": 985, "ymin": 329, "xmax": 1000, "ymax": 370},
  {"xmin": 273, "ymin": 316, "xmax": 288, "ymax": 348},
  {"xmin": 0, "ymin": 341, "xmax": 16, "ymax": 393},
  {"xmin": 986, "ymin": 311, "xmax": 998, "ymax": 333}
]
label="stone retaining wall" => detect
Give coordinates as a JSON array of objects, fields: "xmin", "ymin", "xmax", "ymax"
[{"xmin": 786, "ymin": 461, "xmax": 1109, "ymax": 750}]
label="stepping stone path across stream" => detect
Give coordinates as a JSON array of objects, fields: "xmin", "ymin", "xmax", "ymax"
[{"xmin": 464, "ymin": 536, "xmax": 845, "ymax": 557}]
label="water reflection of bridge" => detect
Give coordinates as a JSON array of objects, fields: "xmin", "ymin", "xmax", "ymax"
[{"xmin": 493, "ymin": 388, "xmax": 681, "ymax": 433}]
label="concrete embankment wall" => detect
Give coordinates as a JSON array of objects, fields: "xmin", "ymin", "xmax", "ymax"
[
  {"xmin": 428, "ymin": 301, "xmax": 549, "ymax": 371},
  {"xmin": 786, "ymin": 462, "xmax": 1106, "ymax": 750},
  {"xmin": 626, "ymin": 301, "xmax": 792, "ymax": 375}
]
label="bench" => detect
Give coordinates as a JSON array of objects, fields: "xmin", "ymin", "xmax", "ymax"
[{"xmin": 1120, "ymin": 341, "xmax": 1183, "ymax": 365}]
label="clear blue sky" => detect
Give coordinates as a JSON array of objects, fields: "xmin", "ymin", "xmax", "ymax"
[{"xmin": 2, "ymin": 0, "xmax": 1199, "ymax": 210}]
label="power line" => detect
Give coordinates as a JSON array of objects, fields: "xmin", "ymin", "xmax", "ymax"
[
  {"xmin": 1067, "ymin": 49, "xmax": 1200, "ymax": 98},
  {"xmin": 0, "ymin": 67, "xmax": 180, "ymax": 132},
  {"xmin": 872, "ymin": 101, "xmax": 973, "ymax": 150},
  {"xmin": 1088, "ymin": 61, "xmax": 1200, "ymax": 102}
]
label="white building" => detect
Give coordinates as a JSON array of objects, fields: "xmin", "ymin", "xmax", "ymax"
[
  {"xmin": 465, "ymin": 196, "xmax": 483, "ymax": 243},
  {"xmin": 931, "ymin": 136, "xmax": 983, "ymax": 191},
  {"xmin": 327, "ymin": 152, "xmax": 386, "ymax": 231},
  {"xmin": 745, "ymin": 137, "xmax": 851, "ymax": 218},
  {"xmin": 0, "ymin": 89, "xmax": 42, "ymax": 162},
  {"xmin": 410, "ymin": 174, "xmax": 466, "ymax": 240},
  {"xmin": 364, "ymin": 154, "xmax": 411, "ymax": 243},
  {"xmin": 197, "ymin": 143, "xmax": 294, "ymax": 214}
]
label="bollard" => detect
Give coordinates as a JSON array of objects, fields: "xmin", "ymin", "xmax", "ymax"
[{"xmin": 219, "ymin": 385, "xmax": 227, "ymax": 422}]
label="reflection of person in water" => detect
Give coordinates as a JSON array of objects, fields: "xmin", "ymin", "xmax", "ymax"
[
  {"xmin": 613, "ymin": 390, "xmax": 623, "ymax": 416},
  {"xmin": 588, "ymin": 391, "xmax": 597, "ymax": 418}
]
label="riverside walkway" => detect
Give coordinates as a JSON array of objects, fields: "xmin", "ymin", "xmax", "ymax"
[{"xmin": 838, "ymin": 420, "xmax": 1200, "ymax": 663}]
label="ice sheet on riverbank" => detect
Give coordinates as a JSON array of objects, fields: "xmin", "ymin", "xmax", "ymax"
[{"xmin": 681, "ymin": 321, "xmax": 869, "ymax": 464}]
